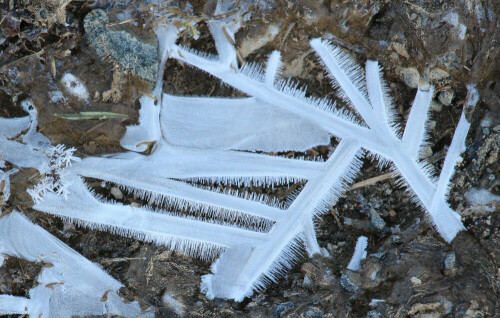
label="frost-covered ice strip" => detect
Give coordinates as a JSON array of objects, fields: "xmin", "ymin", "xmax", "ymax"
[
  {"xmin": 0, "ymin": 211, "xmax": 152, "ymax": 318},
  {"xmin": 201, "ymin": 139, "xmax": 363, "ymax": 301},
  {"xmin": 0, "ymin": 168, "xmax": 17, "ymax": 206},
  {"xmin": 347, "ymin": 236, "xmax": 368, "ymax": 271}
]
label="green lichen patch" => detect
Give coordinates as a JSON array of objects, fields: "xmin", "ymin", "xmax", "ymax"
[{"xmin": 84, "ymin": 9, "xmax": 158, "ymax": 82}]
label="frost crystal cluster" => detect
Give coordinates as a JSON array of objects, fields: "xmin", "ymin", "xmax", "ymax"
[{"xmin": 0, "ymin": 7, "xmax": 477, "ymax": 314}]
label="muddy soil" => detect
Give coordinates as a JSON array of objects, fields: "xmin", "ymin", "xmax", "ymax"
[{"xmin": 0, "ymin": 0, "xmax": 498, "ymax": 317}]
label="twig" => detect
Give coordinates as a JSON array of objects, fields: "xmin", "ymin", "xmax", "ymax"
[
  {"xmin": 329, "ymin": 207, "xmax": 343, "ymax": 229},
  {"xmin": 0, "ymin": 49, "xmax": 44, "ymax": 69},
  {"xmin": 279, "ymin": 22, "xmax": 295, "ymax": 50},
  {"xmin": 100, "ymin": 257, "xmax": 146, "ymax": 264},
  {"xmin": 349, "ymin": 173, "xmax": 393, "ymax": 191},
  {"xmin": 106, "ymin": 18, "xmax": 138, "ymax": 27}
]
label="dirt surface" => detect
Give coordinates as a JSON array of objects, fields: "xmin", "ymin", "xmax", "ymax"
[{"xmin": 0, "ymin": 0, "xmax": 499, "ymax": 317}]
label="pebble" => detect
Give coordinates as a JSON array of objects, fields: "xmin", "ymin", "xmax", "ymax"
[
  {"xmin": 274, "ymin": 302, "xmax": 295, "ymax": 318},
  {"xmin": 303, "ymin": 307, "xmax": 323, "ymax": 318},
  {"xmin": 162, "ymin": 293, "xmax": 185, "ymax": 317},
  {"xmin": 440, "ymin": 299, "xmax": 453, "ymax": 315},
  {"xmin": 429, "ymin": 68, "xmax": 450, "ymax": 82},
  {"xmin": 303, "ymin": 275, "xmax": 312, "ymax": 288},
  {"xmin": 340, "ymin": 272, "xmax": 359, "ymax": 292},
  {"xmin": 110, "ymin": 187, "xmax": 123, "ymax": 200},
  {"xmin": 443, "ymin": 251, "xmax": 457, "ymax": 276},
  {"xmin": 430, "ymin": 100, "xmax": 443, "ymax": 112},
  {"xmin": 301, "ymin": 262, "xmax": 335, "ymax": 288},
  {"xmin": 392, "ymin": 235, "xmax": 402, "ymax": 243},
  {"xmin": 420, "ymin": 145, "xmax": 433, "ymax": 159},
  {"xmin": 327, "ymin": 243, "xmax": 335, "ymax": 252},
  {"xmin": 480, "ymin": 119, "xmax": 492, "ymax": 128},
  {"xmin": 370, "ymin": 252, "xmax": 386, "ymax": 259},
  {"xmin": 367, "ymin": 310, "xmax": 383, "ymax": 318},
  {"xmin": 369, "ymin": 209, "xmax": 386, "ymax": 231},
  {"xmin": 427, "ymin": 120, "xmax": 436, "ymax": 130},
  {"xmin": 399, "ymin": 67, "xmax": 420, "ymax": 88},
  {"xmin": 410, "ymin": 276, "xmax": 422, "ymax": 286},
  {"xmin": 438, "ymin": 89, "xmax": 455, "ymax": 106}
]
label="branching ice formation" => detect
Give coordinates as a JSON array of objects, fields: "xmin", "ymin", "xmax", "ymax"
[{"xmin": 0, "ymin": 5, "xmax": 476, "ymax": 304}]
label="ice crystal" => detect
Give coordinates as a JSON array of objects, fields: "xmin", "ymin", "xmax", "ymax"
[{"xmin": 0, "ymin": 6, "xmax": 477, "ymax": 308}]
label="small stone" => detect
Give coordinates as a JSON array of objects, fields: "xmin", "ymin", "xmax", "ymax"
[
  {"xmin": 400, "ymin": 67, "xmax": 420, "ymax": 88},
  {"xmin": 443, "ymin": 251, "xmax": 457, "ymax": 276},
  {"xmin": 389, "ymin": 210, "xmax": 397, "ymax": 217},
  {"xmin": 327, "ymin": 243, "xmax": 335, "ymax": 251},
  {"xmin": 340, "ymin": 272, "xmax": 359, "ymax": 292},
  {"xmin": 430, "ymin": 100, "xmax": 442, "ymax": 112},
  {"xmin": 392, "ymin": 235, "xmax": 402, "ymax": 243},
  {"xmin": 301, "ymin": 261, "xmax": 335, "ymax": 288},
  {"xmin": 110, "ymin": 187, "xmax": 123, "ymax": 200},
  {"xmin": 438, "ymin": 89, "xmax": 455, "ymax": 106},
  {"xmin": 369, "ymin": 209, "xmax": 386, "ymax": 231},
  {"xmin": 303, "ymin": 307, "xmax": 323, "ymax": 318},
  {"xmin": 162, "ymin": 293, "xmax": 185, "ymax": 317},
  {"xmin": 367, "ymin": 310, "xmax": 383, "ymax": 318},
  {"xmin": 420, "ymin": 145, "xmax": 433, "ymax": 159},
  {"xmin": 429, "ymin": 68, "xmax": 450, "ymax": 82},
  {"xmin": 303, "ymin": 275, "xmax": 312, "ymax": 288},
  {"xmin": 410, "ymin": 276, "xmax": 422, "ymax": 286},
  {"xmin": 63, "ymin": 222, "xmax": 75, "ymax": 232},
  {"xmin": 439, "ymin": 299, "xmax": 453, "ymax": 315},
  {"xmin": 370, "ymin": 252, "xmax": 386, "ymax": 259},
  {"xmin": 274, "ymin": 302, "xmax": 295, "ymax": 318},
  {"xmin": 130, "ymin": 202, "xmax": 141, "ymax": 208},
  {"xmin": 480, "ymin": 119, "xmax": 492, "ymax": 128},
  {"xmin": 392, "ymin": 43, "xmax": 409, "ymax": 59}
]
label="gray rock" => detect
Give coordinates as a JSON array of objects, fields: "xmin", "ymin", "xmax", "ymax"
[
  {"xmin": 429, "ymin": 68, "xmax": 450, "ymax": 82},
  {"xmin": 430, "ymin": 100, "xmax": 443, "ymax": 112},
  {"xmin": 443, "ymin": 251, "xmax": 457, "ymax": 276},
  {"xmin": 392, "ymin": 234, "xmax": 402, "ymax": 243},
  {"xmin": 162, "ymin": 292, "xmax": 186, "ymax": 317},
  {"xmin": 84, "ymin": 9, "xmax": 158, "ymax": 82},
  {"xmin": 399, "ymin": 67, "xmax": 420, "ymax": 88},
  {"xmin": 367, "ymin": 310, "xmax": 383, "ymax": 318},
  {"xmin": 274, "ymin": 301, "xmax": 295, "ymax": 318},
  {"xmin": 439, "ymin": 299, "xmax": 453, "ymax": 315},
  {"xmin": 340, "ymin": 272, "xmax": 359, "ymax": 292},
  {"xmin": 303, "ymin": 275, "xmax": 312, "ymax": 288},
  {"xmin": 303, "ymin": 307, "xmax": 323, "ymax": 318},
  {"xmin": 420, "ymin": 145, "xmax": 433, "ymax": 159},
  {"xmin": 110, "ymin": 187, "xmax": 123, "ymax": 200},
  {"xmin": 438, "ymin": 89, "xmax": 455, "ymax": 106},
  {"xmin": 369, "ymin": 209, "xmax": 387, "ymax": 231}
]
